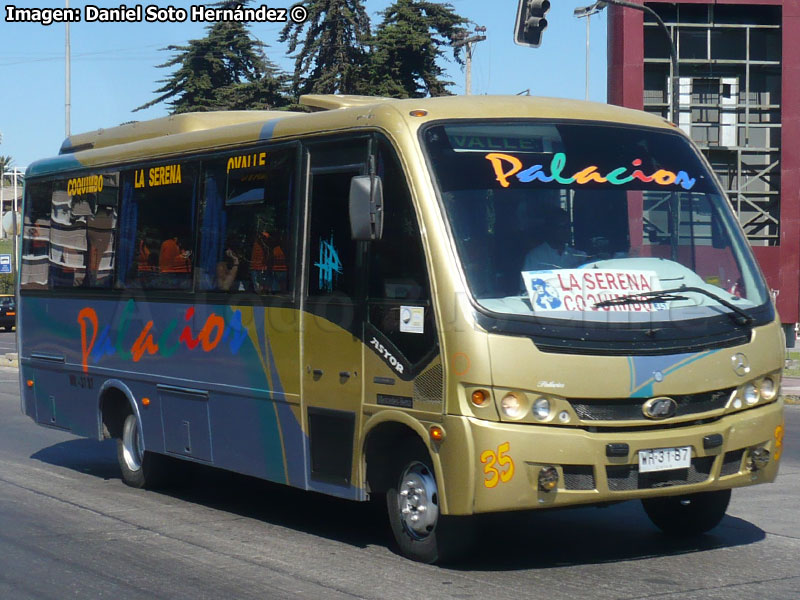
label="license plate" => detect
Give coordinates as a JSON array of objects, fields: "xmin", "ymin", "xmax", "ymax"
[{"xmin": 638, "ymin": 446, "xmax": 692, "ymax": 473}]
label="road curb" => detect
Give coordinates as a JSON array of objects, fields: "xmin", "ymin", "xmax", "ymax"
[{"xmin": 0, "ymin": 353, "xmax": 18, "ymax": 368}]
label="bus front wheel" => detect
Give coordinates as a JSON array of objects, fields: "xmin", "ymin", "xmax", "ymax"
[
  {"xmin": 117, "ymin": 413, "xmax": 166, "ymax": 489},
  {"xmin": 642, "ymin": 489, "xmax": 731, "ymax": 536},
  {"xmin": 386, "ymin": 444, "xmax": 474, "ymax": 564}
]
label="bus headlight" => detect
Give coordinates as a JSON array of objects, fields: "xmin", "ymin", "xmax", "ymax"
[
  {"xmin": 743, "ymin": 383, "xmax": 759, "ymax": 405},
  {"xmin": 500, "ymin": 393, "xmax": 524, "ymax": 419},
  {"xmin": 760, "ymin": 377, "xmax": 777, "ymax": 401},
  {"xmin": 532, "ymin": 397, "xmax": 551, "ymax": 420}
]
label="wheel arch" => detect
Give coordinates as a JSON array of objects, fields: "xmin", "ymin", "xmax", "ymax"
[
  {"xmin": 97, "ymin": 379, "xmax": 141, "ymax": 442},
  {"xmin": 361, "ymin": 411, "xmax": 449, "ymax": 513}
]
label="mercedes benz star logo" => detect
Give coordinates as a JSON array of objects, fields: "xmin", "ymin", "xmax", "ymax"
[
  {"xmin": 642, "ymin": 397, "xmax": 678, "ymax": 419},
  {"xmin": 731, "ymin": 353, "xmax": 751, "ymax": 377}
]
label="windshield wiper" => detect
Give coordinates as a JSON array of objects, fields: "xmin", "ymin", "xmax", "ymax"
[{"xmin": 594, "ymin": 286, "xmax": 754, "ymax": 326}]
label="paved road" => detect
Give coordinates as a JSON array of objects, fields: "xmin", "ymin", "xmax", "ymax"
[
  {"xmin": 0, "ymin": 355, "xmax": 798, "ymax": 599},
  {"xmin": 0, "ymin": 328, "xmax": 16, "ymax": 355}
]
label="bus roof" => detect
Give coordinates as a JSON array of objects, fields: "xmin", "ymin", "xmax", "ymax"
[{"xmin": 29, "ymin": 95, "xmax": 675, "ymax": 177}]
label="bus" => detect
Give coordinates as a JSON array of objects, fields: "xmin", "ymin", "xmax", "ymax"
[{"xmin": 19, "ymin": 95, "xmax": 785, "ymax": 563}]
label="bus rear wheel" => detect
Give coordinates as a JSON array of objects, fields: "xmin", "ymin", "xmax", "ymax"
[
  {"xmin": 117, "ymin": 413, "xmax": 166, "ymax": 489},
  {"xmin": 386, "ymin": 445, "xmax": 474, "ymax": 564},
  {"xmin": 642, "ymin": 489, "xmax": 731, "ymax": 536}
]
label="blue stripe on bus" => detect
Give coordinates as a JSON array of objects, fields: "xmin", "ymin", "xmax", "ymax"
[
  {"xmin": 259, "ymin": 119, "xmax": 281, "ymax": 141},
  {"xmin": 628, "ymin": 351, "xmax": 718, "ymax": 398}
]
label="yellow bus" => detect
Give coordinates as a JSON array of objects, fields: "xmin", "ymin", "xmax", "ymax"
[{"xmin": 19, "ymin": 95, "xmax": 784, "ymax": 563}]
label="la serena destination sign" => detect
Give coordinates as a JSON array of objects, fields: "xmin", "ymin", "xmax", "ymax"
[{"xmin": 522, "ymin": 269, "xmax": 666, "ymax": 313}]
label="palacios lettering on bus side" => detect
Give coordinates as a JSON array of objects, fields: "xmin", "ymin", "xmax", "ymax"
[
  {"xmin": 77, "ymin": 300, "xmax": 249, "ymax": 374},
  {"xmin": 134, "ymin": 163, "xmax": 182, "ymax": 189}
]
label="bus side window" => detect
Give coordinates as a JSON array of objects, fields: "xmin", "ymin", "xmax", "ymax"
[
  {"xmin": 116, "ymin": 163, "xmax": 197, "ymax": 291},
  {"xmin": 367, "ymin": 139, "xmax": 436, "ymax": 365},
  {"xmin": 49, "ymin": 174, "xmax": 118, "ymax": 289},
  {"xmin": 21, "ymin": 181, "xmax": 53, "ymax": 290},
  {"xmin": 307, "ymin": 139, "xmax": 368, "ymax": 300},
  {"xmin": 197, "ymin": 147, "xmax": 296, "ymax": 294}
]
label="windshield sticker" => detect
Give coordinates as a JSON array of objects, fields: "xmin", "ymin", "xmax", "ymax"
[
  {"xmin": 522, "ymin": 269, "xmax": 666, "ymax": 312},
  {"xmin": 486, "ymin": 152, "xmax": 697, "ymax": 191},
  {"xmin": 399, "ymin": 306, "xmax": 425, "ymax": 334},
  {"xmin": 314, "ymin": 235, "xmax": 342, "ymax": 293}
]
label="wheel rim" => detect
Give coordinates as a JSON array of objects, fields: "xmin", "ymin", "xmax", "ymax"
[
  {"xmin": 397, "ymin": 461, "xmax": 439, "ymax": 539},
  {"xmin": 121, "ymin": 415, "xmax": 144, "ymax": 472}
]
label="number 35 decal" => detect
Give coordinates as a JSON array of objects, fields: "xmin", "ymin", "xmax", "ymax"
[{"xmin": 480, "ymin": 442, "xmax": 515, "ymax": 488}]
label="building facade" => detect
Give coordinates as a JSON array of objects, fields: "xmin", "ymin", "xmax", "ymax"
[{"xmin": 608, "ymin": 0, "xmax": 800, "ymax": 339}]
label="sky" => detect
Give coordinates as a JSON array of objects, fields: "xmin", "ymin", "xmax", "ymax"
[{"xmin": 0, "ymin": 0, "xmax": 608, "ymax": 169}]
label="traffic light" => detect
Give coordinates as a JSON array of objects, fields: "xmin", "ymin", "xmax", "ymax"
[{"xmin": 514, "ymin": 0, "xmax": 550, "ymax": 48}]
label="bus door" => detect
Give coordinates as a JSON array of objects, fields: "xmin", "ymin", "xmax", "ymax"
[{"xmin": 301, "ymin": 138, "xmax": 369, "ymax": 491}]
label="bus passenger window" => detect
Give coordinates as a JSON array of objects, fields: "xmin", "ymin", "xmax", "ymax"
[
  {"xmin": 197, "ymin": 147, "xmax": 295, "ymax": 294},
  {"xmin": 117, "ymin": 163, "xmax": 197, "ymax": 291},
  {"xmin": 21, "ymin": 181, "xmax": 53, "ymax": 290}
]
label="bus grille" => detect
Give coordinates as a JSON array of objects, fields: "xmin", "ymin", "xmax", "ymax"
[
  {"xmin": 562, "ymin": 465, "xmax": 596, "ymax": 490},
  {"xmin": 570, "ymin": 388, "xmax": 734, "ymax": 422},
  {"xmin": 606, "ymin": 456, "xmax": 715, "ymax": 491}
]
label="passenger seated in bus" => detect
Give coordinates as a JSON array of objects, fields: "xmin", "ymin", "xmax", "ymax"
[
  {"xmin": 523, "ymin": 207, "xmax": 587, "ymax": 272},
  {"xmin": 159, "ymin": 235, "xmax": 191, "ymax": 273},
  {"xmin": 215, "ymin": 240, "xmax": 244, "ymax": 291},
  {"xmin": 136, "ymin": 238, "xmax": 157, "ymax": 272},
  {"xmin": 250, "ymin": 231, "xmax": 287, "ymax": 292}
]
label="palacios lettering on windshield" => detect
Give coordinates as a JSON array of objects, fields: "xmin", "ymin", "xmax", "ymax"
[{"xmin": 485, "ymin": 152, "xmax": 697, "ymax": 191}]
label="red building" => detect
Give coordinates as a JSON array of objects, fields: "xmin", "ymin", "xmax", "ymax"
[{"xmin": 608, "ymin": 0, "xmax": 800, "ymax": 342}]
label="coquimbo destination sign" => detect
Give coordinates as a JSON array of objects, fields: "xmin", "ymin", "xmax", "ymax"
[{"xmin": 18, "ymin": 95, "xmax": 785, "ymax": 563}]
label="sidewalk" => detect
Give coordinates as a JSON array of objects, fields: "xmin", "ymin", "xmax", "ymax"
[{"xmin": 782, "ymin": 375, "xmax": 800, "ymax": 404}]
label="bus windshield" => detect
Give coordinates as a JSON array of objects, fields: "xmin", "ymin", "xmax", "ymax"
[{"xmin": 423, "ymin": 121, "xmax": 770, "ymax": 326}]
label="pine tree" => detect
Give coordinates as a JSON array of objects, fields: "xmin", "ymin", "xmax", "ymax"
[
  {"xmin": 369, "ymin": 0, "xmax": 468, "ymax": 98},
  {"xmin": 279, "ymin": 0, "xmax": 372, "ymax": 96},
  {"xmin": 135, "ymin": 1, "xmax": 288, "ymax": 113}
]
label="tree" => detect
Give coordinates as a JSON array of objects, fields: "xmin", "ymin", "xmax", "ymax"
[
  {"xmin": 279, "ymin": 0, "xmax": 372, "ymax": 96},
  {"xmin": 135, "ymin": 1, "xmax": 288, "ymax": 113},
  {"xmin": 0, "ymin": 156, "xmax": 12, "ymax": 173},
  {"xmin": 368, "ymin": 0, "xmax": 468, "ymax": 98}
]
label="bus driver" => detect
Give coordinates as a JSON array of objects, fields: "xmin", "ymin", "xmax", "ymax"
[{"xmin": 523, "ymin": 206, "xmax": 587, "ymax": 272}]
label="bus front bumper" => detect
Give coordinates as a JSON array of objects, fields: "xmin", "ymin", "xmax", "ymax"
[{"xmin": 442, "ymin": 399, "xmax": 784, "ymax": 515}]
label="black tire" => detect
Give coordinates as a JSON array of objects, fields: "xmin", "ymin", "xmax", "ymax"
[
  {"xmin": 386, "ymin": 443, "xmax": 475, "ymax": 564},
  {"xmin": 116, "ymin": 413, "xmax": 167, "ymax": 489},
  {"xmin": 642, "ymin": 489, "xmax": 731, "ymax": 537}
]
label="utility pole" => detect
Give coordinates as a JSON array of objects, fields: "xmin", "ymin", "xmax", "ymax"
[{"xmin": 453, "ymin": 26, "xmax": 487, "ymax": 95}]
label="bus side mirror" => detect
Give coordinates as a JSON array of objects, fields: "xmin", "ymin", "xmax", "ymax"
[{"xmin": 349, "ymin": 175, "xmax": 384, "ymax": 241}]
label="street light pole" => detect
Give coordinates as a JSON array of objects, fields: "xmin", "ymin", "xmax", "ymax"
[
  {"xmin": 574, "ymin": 0, "xmax": 679, "ymax": 124},
  {"xmin": 65, "ymin": 0, "xmax": 71, "ymax": 137},
  {"xmin": 585, "ymin": 14, "xmax": 591, "ymax": 101},
  {"xmin": 573, "ymin": 3, "xmax": 604, "ymax": 101}
]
